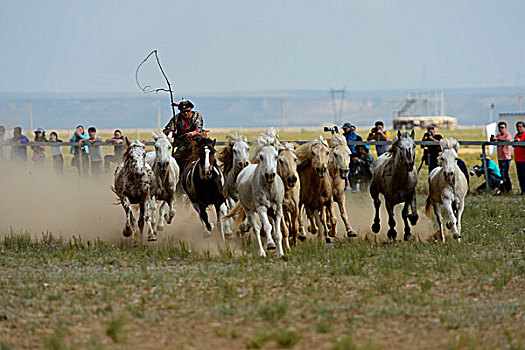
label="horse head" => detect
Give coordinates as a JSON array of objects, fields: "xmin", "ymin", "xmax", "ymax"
[
  {"xmin": 124, "ymin": 137, "xmax": 148, "ymax": 177},
  {"xmin": 232, "ymin": 135, "xmax": 250, "ymax": 170},
  {"xmin": 197, "ymin": 137, "xmax": 217, "ymax": 180},
  {"xmin": 396, "ymin": 130, "xmax": 416, "ymax": 171},
  {"xmin": 440, "ymin": 138, "xmax": 459, "ymax": 183},
  {"xmin": 329, "ymin": 135, "xmax": 350, "ymax": 179},
  {"xmin": 152, "ymin": 132, "xmax": 172, "ymax": 171},
  {"xmin": 311, "ymin": 137, "xmax": 330, "ymax": 178},
  {"xmin": 278, "ymin": 143, "xmax": 298, "ymax": 187},
  {"xmin": 259, "ymin": 145, "xmax": 279, "ymax": 183}
]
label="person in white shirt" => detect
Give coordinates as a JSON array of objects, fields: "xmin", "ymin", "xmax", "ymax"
[
  {"xmin": 0, "ymin": 126, "xmax": 8, "ymax": 161},
  {"xmin": 82, "ymin": 127, "xmax": 104, "ymax": 175}
]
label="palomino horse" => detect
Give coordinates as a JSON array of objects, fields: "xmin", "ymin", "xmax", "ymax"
[
  {"xmin": 234, "ymin": 135, "xmax": 285, "ymax": 257},
  {"xmin": 277, "ymin": 142, "xmax": 302, "ymax": 249},
  {"xmin": 296, "ymin": 136, "xmax": 337, "ymax": 243},
  {"xmin": 328, "ymin": 134, "xmax": 357, "ymax": 238},
  {"xmin": 217, "ymin": 133, "xmax": 250, "ymax": 208},
  {"xmin": 370, "ymin": 130, "xmax": 418, "ymax": 241},
  {"xmin": 425, "ymin": 138, "xmax": 468, "ymax": 242},
  {"xmin": 182, "ymin": 136, "xmax": 232, "ymax": 241},
  {"xmin": 146, "ymin": 132, "xmax": 179, "ymax": 233},
  {"xmin": 113, "ymin": 138, "xmax": 156, "ymax": 246}
]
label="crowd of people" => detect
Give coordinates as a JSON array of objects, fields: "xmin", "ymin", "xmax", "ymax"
[
  {"xmin": 0, "ymin": 125, "xmax": 125, "ymax": 176},
  {"xmin": 1, "ymin": 113, "xmax": 524, "ymax": 195}
]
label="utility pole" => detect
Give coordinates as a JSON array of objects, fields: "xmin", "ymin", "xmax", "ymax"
[
  {"xmin": 156, "ymin": 100, "xmax": 161, "ymax": 130},
  {"xmin": 28, "ymin": 97, "xmax": 33, "ymax": 132},
  {"xmin": 330, "ymin": 88, "xmax": 346, "ymax": 125},
  {"xmin": 518, "ymin": 93, "xmax": 522, "ymax": 113},
  {"xmin": 280, "ymin": 98, "xmax": 285, "ymax": 129},
  {"xmin": 489, "ymin": 103, "xmax": 495, "ymax": 124}
]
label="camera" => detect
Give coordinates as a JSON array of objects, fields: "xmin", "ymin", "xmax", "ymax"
[
  {"xmin": 371, "ymin": 127, "xmax": 378, "ymax": 134},
  {"xmin": 424, "ymin": 132, "xmax": 430, "ymax": 138},
  {"xmin": 469, "ymin": 165, "xmax": 480, "ymax": 176},
  {"xmin": 324, "ymin": 126, "xmax": 338, "ymax": 133}
]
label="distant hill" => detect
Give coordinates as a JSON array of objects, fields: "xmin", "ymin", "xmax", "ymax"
[{"xmin": 0, "ymin": 87, "xmax": 523, "ymax": 131}]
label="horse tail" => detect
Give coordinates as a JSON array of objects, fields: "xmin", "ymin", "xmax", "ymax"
[
  {"xmin": 110, "ymin": 186, "xmax": 123, "ymax": 205},
  {"xmin": 223, "ymin": 201, "xmax": 246, "ymax": 232},
  {"xmin": 425, "ymin": 195, "xmax": 433, "ymax": 216}
]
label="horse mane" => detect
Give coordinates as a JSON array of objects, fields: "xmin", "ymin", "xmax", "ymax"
[
  {"xmin": 296, "ymin": 135, "xmax": 328, "ymax": 168},
  {"xmin": 279, "ymin": 142, "xmax": 296, "ymax": 153},
  {"xmin": 185, "ymin": 134, "xmax": 210, "ymax": 163},
  {"xmin": 217, "ymin": 133, "xmax": 246, "ymax": 176},
  {"xmin": 122, "ymin": 140, "xmax": 144, "ymax": 163},
  {"xmin": 259, "ymin": 127, "xmax": 280, "ymax": 149},
  {"xmin": 440, "ymin": 137, "xmax": 459, "ymax": 153},
  {"xmin": 250, "ymin": 135, "xmax": 277, "ymax": 164},
  {"xmin": 327, "ymin": 134, "xmax": 346, "ymax": 149}
]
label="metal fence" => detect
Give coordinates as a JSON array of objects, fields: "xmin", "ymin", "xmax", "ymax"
[{"xmin": 3, "ymin": 140, "xmax": 525, "ymax": 194}]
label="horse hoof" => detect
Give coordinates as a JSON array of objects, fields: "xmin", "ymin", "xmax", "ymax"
[
  {"xmin": 371, "ymin": 223, "xmax": 380, "ymax": 233},
  {"xmin": 123, "ymin": 227, "xmax": 132, "ymax": 237},
  {"xmin": 225, "ymin": 232, "xmax": 234, "ymax": 240},
  {"xmin": 203, "ymin": 231, "xmax": 212, "ymax": 238},
  {"xmin": 157, "ymin": 225, "xmax": 164, "ymax": 232},
  {"xmin": 446, "ymin": 222, "xmax": 453, "ymax": 230},
  {"xmin": 347, "ymin": 230, "xmax": 358, "ymax": 238},
  {"xmin": 298, "ymin": 235, "xmax": 307, "ymax": 242},
  {"xmin": 148, "ymin": 235, "xmax": 157, "ymax": 242},
  {"xmin": 408, "ymin": 214, "xmax": 419, "ymax": 226},
  {"xmin": 267, "ymin": 242, "xmax": 276, "ymax": 250},
  {"xmin": 387, "ymin": 229, "xmax": 397, "ymax": 240},
  {"xmin": 133, "ymin": 241, "xmax": 139, "ymax": 248},
  {"xmin": 453, "ymin": 233, "xmax": 461, "ymax": 240},
  {"xmin": 325, "ymin": 237, "xmax": 335, "ymax": 244},
  {"xmin": 404, "ymin": 233, "xmax": 413, "ymax": 241}
]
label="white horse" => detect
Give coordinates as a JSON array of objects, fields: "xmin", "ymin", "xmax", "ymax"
[
  {"xmin": 113, "ymin": 138, "xmax": 156, "ymax": 247},
  {"xmin": 233, "ymin": 135, "xmax": 285, "ymax": 257},
  {"xmin": 146, "ymin": 132, "xmax": 180, "ymax": 233},
  {"xmin": 217, "ymin": 134, "xmax": 250, "ymax": 209},
  {"xmin": 425, "ymin": 138, "xmax": 468, "ymax": 242}
]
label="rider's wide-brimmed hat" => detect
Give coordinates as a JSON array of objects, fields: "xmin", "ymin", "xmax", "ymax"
[{"xmin": 172, "ymin": 100, "xmax": 194, "ymax": 110}]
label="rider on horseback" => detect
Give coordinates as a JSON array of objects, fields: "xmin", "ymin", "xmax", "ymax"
[{"xmin": 163, "ymin": 99, "xmax": 205, "ymax": 168}]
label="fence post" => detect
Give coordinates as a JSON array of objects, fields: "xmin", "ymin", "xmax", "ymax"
[{"xmin": 481, "ymin": 143, "xmax": 490, "ymax": 194}]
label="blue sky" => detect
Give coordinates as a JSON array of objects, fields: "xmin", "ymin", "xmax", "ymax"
[{"xmin": 1, "ymin": 0, "xmax": 524, "ymax": 95}]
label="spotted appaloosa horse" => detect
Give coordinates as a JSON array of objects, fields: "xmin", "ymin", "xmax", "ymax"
[
  {"xmin": 370, "ymin": 130, "xmax": 419, "ymax": 241},
  {"xmin": 146, "ymin": 132, "xmax": 179, "ymax": 233},
  {"xmin": 182, "ymin": 136, "xmax": 232, "ymax": 241},
  {"xmin": 113, "ymin": 138, "xmax": 156, "ymax": 247}
]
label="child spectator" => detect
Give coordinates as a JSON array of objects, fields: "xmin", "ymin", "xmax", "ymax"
[
  {"xmin": 31, "ymin": 128, "xmax": 47, "ymax": 167},
  {"xmin": 49, "ymin": 132, "xmax": 63, "ymax": 174},
  {"xmin": 104, "ymin": 129, "xmax": 125, "ymax": 172},
  {"xmin": 83, "ymin": 127, "xmax": 104, "ymax": 175}
]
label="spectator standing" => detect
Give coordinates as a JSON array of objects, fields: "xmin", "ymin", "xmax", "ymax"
[
  {"xmin": 49, "ymin": 132, "xmax": 64, "ymax": 174},
  {"xmin": 513, "ymin": 121, "xmax": 525, "ymax": 195},
  {"xmin": 491, "ymin": 121, "xmax": 512, "ymax": 192},
  {"xmin": 83, "ymin": 127, "xmax": 104, "ymax": 175},
  {"xmin": 104, "ymin": 129, "xmax": 125, "ymax": 172},
  {"xmin": 350, "ymin": 145, "xmax": 375, "ymax": 191},
  {"xmin": 421, "ymin": 126, "xmax": 443, "ymax": 173},
  {"xmin": 9, "ymin": 126, "xmax": 29, "ymax": 163},
  {"xmin": 342, "ymin": 122, "xmax": 358, "ymax": 154},
  {"xmin": 0, "ymin": 126, "xmax": 8, "ymax": 161},
  {"xmin": 31, "ymin": 128, "xmax": 47, "ymax": 167},
  {"xmin": 366, "ymin": 121, "xmax": 390, "ymax": 156},
  {"xmin": 70, "ymin": 125, "xmax": 89, "ymax": 176}
]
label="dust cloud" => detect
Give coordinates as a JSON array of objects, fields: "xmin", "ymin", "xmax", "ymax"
[{"xmin": 0, "ymin": 164, "xmax": 436, "ymax": 250}]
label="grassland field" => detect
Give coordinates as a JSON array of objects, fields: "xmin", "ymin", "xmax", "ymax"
[{"xmin": 0, "ymin": 126, "xmax": 523, "ymax": 349}]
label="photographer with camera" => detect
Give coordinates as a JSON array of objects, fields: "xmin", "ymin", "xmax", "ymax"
[
  {"xmin": 420, "ymin": 126, "xmax": 443, "ymax": 173},
  {"xmin": 471, "ymin": 154, "xmax": 504, "ymax": 194},
  {"xmin": 366, "ymin": 121, "xmax": 390, "ymax": 156}
]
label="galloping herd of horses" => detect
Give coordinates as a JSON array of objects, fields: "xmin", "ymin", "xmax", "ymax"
[{"xmin": 111, "ymin": 128, "xmax": 468, "ymax": 255}]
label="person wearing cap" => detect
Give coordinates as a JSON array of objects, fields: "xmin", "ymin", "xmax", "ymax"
[
  {"xmin": 420, "ymin": 126, "xmax": 443, "ymax": 173},
  {"xmin": 31, "ymin": 128, "xmax": 47, "ymax": 167},
  {"xmin": 473, "ymin": 154, "xmax": 504, "ymax": 194},
  {"xmin": 342, "ymin": 122, "xmax": 358, "ymax": 154},
  {"xmin": 366, "ymin": 121, "xmax": 390, "ymax": 156},
  {"xmin": 163, "ymin": 99, "xmax": 204, "ymax": 166},
  {"xmin": 9, "ymin": 126, "xmax": 30, "ymax": 163}
]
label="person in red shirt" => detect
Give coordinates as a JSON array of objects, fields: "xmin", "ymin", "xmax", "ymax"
[
  {"xmin": 513, "ymin": 121, "xmax": 525, "ymax": 195},
  {"xmin": 491, "ymin": 121, "xmax": 513, "ymax": 192}
]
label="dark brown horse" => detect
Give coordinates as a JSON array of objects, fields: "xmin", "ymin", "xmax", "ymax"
[{"xmin": 181, "ymin": 136, "xmax": 232, "ymax": 241}]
